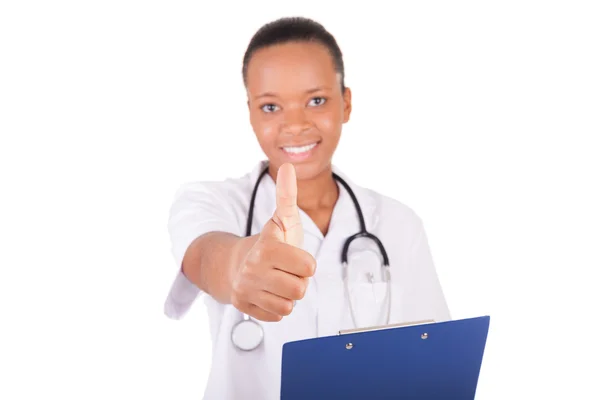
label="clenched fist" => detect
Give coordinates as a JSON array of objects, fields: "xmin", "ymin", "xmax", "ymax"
[{"xmin": 230, "ymin": 163, "xmax": 317, "ymax": 322}]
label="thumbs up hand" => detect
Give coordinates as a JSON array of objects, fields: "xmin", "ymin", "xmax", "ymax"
[
  {"xmin": 260, "ymin": 163, "xmax": 304, "ymax": 248},
  {"xmin": 231, "ymin": 163, "xmax": 317, "ymax": 322}
]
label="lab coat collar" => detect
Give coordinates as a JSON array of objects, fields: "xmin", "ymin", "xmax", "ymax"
[{"xmin": 247, "ymin": 160, "xmax": 378, "ymax": 240}]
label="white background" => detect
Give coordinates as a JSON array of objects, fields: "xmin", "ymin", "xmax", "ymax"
[{"xmin": 1, "ymin": 1, "xmax": 599, "ymax": 399}]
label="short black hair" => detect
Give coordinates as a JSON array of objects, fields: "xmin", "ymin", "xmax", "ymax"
[{"xmin": 242, "ymin": 17, "xmax": 345, "ymax": 91}]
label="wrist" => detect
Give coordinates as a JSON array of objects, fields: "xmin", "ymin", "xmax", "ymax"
[{"xmin": 228, "ymin": 236, "xmax": 256, "ymax": 288}]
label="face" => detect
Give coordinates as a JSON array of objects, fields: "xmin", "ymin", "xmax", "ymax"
[{"xmin": 245, "ymin": 41, "xmax": 352, "ymax": 181}]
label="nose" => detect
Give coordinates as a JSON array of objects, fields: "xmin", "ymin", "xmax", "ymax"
[{"xmin": 281, "ymin": 107, "xmax": 311, "ymax": 136}]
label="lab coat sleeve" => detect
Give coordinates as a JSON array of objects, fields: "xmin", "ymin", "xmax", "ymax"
[
  {"xmin": 164, "ymin": 182, "xmax": 241, "ymax": 320},
  {"xmin": 410, "ymin": 219, "xmax": 452, "ymax": 322}
]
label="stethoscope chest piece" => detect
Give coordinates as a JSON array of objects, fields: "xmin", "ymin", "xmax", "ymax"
[{"xmin": 231, "ymin": 316, "xmax": 264, "ymax": 351}]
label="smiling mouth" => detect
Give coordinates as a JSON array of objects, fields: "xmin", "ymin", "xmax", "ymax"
[
  {"xmin": 282, "ymin": 142, "xmax": 319, "ymax": 154},
  {"xmin": 280, "ymin": 140, "xmax": 321, "ymax": 160}
]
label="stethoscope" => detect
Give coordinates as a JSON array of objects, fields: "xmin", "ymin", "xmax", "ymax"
[{"xmin": 230, "ymin": 166, "xmax": 392, "ymax": 351}]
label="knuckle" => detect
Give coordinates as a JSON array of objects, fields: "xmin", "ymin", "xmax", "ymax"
[
  {"xmin": 255, "ymin": 240, "xmax": 273, "ymax": 262},
  {"xmin": 280, "ymin": 215, "xmax": 301, "ymax": 229},
  {"xmin": 304, "ymin": 256, "xmax": 316, "ymax": 276},
  {"xmin": 241, "ymin": 263, "xmax": 255, "ymax": 279},
  {"xmin": 280, "ymin": 300, "xmax": 294, "ymax": 316},
  {"xmin": 242, "ymin": 256, "xmax": 264, "ymax": 279},
  {"xmin": 272, "ymin": 314, "xmax": 283, "ymax": 322},
  {"xmin": 270, "ymin": 214, "xmax": 285, "ymax": 232},
  {"xmin": 249, "ymin": 244, "xmax": 264, "ymax": 263},
  {"xmin": 291, "ymin": 279, "xmax": 307, "ymax": 299}
]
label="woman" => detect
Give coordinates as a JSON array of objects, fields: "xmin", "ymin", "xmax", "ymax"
[{"xmin": 164, "ymin": 16, "xmax": 450, "ymax": 400}]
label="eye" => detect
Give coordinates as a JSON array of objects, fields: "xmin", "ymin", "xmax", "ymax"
[
  {"xmin": 261, "ymin": 104, "xmax": 279, "ymax": 113},
  {"xmin": 308, "ymin": 97, "xmax": 326, "ymax": 107}
]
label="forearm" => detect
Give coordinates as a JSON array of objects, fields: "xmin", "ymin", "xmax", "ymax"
[{"xmin": 181, "ymin": 232, "xmax": 258, "ymax": 304}]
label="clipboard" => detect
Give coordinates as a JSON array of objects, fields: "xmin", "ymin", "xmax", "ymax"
[{"xmin": 280, "ymin": 316, "xmax": 490, "ymax": 400}]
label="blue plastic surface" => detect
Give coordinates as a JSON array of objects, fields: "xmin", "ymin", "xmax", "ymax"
[{"xmin": 281, "ymin": 316, "xmax": 490, "ymax": 400}]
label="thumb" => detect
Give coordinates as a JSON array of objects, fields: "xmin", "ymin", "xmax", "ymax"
[{"xmin": 266, "ymin": 163, "xmax": 303, "ymax": 248}]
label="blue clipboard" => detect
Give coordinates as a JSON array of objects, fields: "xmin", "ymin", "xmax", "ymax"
[{"xmin": 281, "ymin": 316, "xmax": 490, "ymax": 399}]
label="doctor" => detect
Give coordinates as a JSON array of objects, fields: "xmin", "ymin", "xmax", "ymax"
[{"xmin": 164, "ymin": 16, "xmax": 450, "ymax": 400}]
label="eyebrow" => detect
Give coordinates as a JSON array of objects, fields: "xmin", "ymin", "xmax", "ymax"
[{"xmin": 255, "ymin": 86, "xmax": 331, "ymax": 100}]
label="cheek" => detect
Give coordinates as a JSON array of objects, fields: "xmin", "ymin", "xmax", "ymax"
[
  {"xmin": 261, "ymin": 126, "xmax": 278, "ymax": 147},
  {"xmin": 314, "ymin": 110, "xmax": 343, "ymax": 138},
  {"xmin": 251, "ymin": 115, "xmax": 279, "ymax": 147}
]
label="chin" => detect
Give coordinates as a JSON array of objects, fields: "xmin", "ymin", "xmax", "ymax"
[{"xmin": 288, "ymin": 161, "xmax": 331, "ymax": 181}]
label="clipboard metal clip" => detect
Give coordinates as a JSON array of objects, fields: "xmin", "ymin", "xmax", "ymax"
[{"xmin": 338, "ymin": 319, "xmax": 435, "ymax": 335}]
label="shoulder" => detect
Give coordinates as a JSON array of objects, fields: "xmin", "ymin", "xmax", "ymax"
[
  {"xmin": 360, "ymin": 185, "xmax": 426, "ymax": 234},
  {"xmin": 167, "ymin": 163, "xmax": 269, "ymax": 239},
  {"xmin": 332, "ymin": 165, "xmax": 426, "ymax": 236},
  {"xmin": 171, "ymin": 175, "xmax": 250, "ymax": 208},
  {"xmin": 169, "ymin": 163, "xmax": 262, "ymax": 215}
]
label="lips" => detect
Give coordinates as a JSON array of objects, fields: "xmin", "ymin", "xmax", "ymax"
[
  {"xmin": 279, "ymin": 140, "xmax": 321, "ymax": 161},
  {"xmin": 282, "ymin": 142, "xmax": 318, "ymax": 154}
]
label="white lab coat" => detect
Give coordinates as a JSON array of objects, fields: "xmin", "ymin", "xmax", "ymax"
[{"xmin": 164, "ymin": 160, "xmax": 451, "ymax": 400}]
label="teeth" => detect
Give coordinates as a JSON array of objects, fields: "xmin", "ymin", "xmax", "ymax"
[{"xmin": 283, "ymin": 143, "xmax": 317, "ymax": 154}]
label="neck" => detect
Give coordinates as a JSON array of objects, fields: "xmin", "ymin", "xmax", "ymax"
[{"xmin": 269, "ymin": 164, "xmax": 339, "ymax": 211}]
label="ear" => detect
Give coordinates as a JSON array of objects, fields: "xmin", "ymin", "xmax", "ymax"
[{"xmin": 342, "ymin": 87, "xmax": 352, "ymax": 123}]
